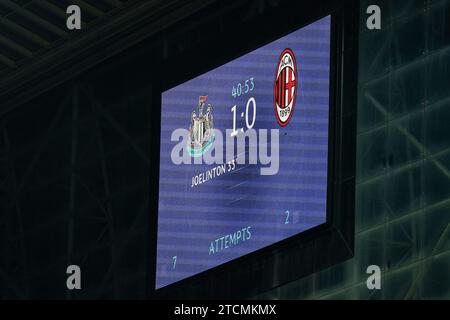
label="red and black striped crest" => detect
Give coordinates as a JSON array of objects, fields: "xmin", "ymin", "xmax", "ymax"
[{"xmin": 274, "ymin": 48, "xmax": 298, "ymax": 126}]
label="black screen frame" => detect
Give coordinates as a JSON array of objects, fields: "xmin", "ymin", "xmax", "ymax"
[{"xmin": 148, "ymin": 0, "xmax": 359, "ymax": 299}]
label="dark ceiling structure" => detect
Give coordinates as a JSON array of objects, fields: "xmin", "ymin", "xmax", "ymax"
[
  {"xmin": 0, "ymin": 0, "xmax": 133, "ymax": 75},
  {"xmin": 0, "ymin": 0, "xmax": 215, "ymax": 114}
]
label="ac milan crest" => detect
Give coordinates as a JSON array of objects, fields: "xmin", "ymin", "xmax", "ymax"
[{"xmin": 274, "ymin": 48, "xmax": 297, "ymax": 126}]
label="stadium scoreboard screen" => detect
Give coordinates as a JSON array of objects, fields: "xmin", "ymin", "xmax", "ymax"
[
  {"xmin": 150, "ymin": 0, "xmax": 358, "ymax": 299},
  {"xmin": 156, "ymin": 15, "xmax": 332, "ymax": 290}
]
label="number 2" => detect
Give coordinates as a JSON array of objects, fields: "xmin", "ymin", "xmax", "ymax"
[{"xmin": 284, "ymin": 211, "xmax": 290, "ymax": 224}]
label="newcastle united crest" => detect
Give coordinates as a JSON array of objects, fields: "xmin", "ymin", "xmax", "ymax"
[{"xmin": 187, "ymin": 95, "xmax": 215, "ymax": 157}]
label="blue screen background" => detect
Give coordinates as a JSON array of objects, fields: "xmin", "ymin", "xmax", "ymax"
[{"xmin": 156, "ymin": 15, "xmax": 331, "ymax": 289}]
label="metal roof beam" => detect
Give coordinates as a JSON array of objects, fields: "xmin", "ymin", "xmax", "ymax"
[
  {"xmin": 0, "ymin": 16, "xmax": 50, "ymax": 48},
  {"xmin": 0, "ymin": 53, "xmax": 16, "ymax": 68},
  {"xmin": 72, "ymin": 0, "xmax": 104, "ymax": 18},
  {"xmin": 0, "ymin": 0, "xmax": 67, "ymax": 38},
  {"xmin": 102, "ymin": 0, "xmax": 124, "ymax": 8},
  {"xmin": 32, "ymin": 0, "xmax": 67, "ymax": 20},
  {"xmin": 0, "ymin": 34, "xmax": 33, "ymax": 58}
]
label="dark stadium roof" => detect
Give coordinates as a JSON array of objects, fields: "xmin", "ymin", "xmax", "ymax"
[
  {"xmin": 0, "ymin": 0, "xmax": 214, "ymax": 113},
  {"xmin": 0, "ymin": 0, "xmax": 132, "ymax": 73}
]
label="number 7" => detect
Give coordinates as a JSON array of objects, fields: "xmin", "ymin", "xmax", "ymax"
[{"xmin": 172, "ymin": 256, "xmax": 177, "ymax": 269}]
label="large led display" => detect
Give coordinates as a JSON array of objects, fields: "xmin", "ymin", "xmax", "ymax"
[{"xmin": 156, "ymin": 15, "xmax": 331, "ymax": 289}]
